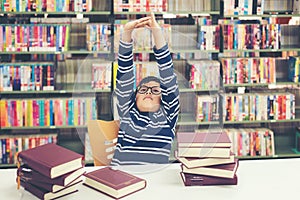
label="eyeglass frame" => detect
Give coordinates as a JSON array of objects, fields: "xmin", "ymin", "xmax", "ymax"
[{"xmin": 136, "ymin": 85, "xmax": 162, "ymax": 95}]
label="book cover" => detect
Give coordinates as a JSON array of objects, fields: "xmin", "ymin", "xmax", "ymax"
[
  {"xmin": 17, "ymin": 165, "xmax": 85, "ymax": 187},
  {"xmin": 180, "ymin": 172, "xmax": 238, "ymax": 186},
  {"xmin": 20, "ymin": 178, "xmax": 79, "ymax": 200},
  {"xmin": 181, "ymin": 159, "xmax": 239, "ymax": 179},
  {"xmin": 17, "ymin": 143, "xmax": 84, "ymax": 179},
  {"xmin": 19, "ymin": 175, "xmax": 82, "ymax": 193},
  {"xmin": 84, "ymin": 167, "xmax": 147, "ymax": 199},
  {"xmin": 177, "ymin": 131, "xmax": 232, "ymax": 148}
]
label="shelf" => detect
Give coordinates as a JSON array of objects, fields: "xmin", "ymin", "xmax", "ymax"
[
  {"xmin": 178, "ymin": 113, "xmax": 220, "ymax": 126},
  {"xmin": 178, "ymin": 82, "xmax": 219, "ymax": 93},
  {"xmin": 114, "ymin": 11, "xmax": 219, "ymax": 16},
  {"xmin": 0, "ymin": 11, "xmax": 111, "ymax": 15},
  {"xmin": 0, "ymin": 50, "xmax": 111, "ymax": 55},
  {"xmin": 0, "ymin": 125, "xmax": 87, "ymax": 130},
  {"xmin": 0, "ymin": 90, "xmax": 110, "ymax": 95},
  {"xmin": 0, "ymin": 84, "xmax": 111, "ymax": 95},
  {"xmin": 224, "ymin": 118, "xmax": 300, "ymax": 125},
  {"xmin": 224, "ymin": 82, "xmax": 299, "ymax": 88},
  {"xmin": 171, "ymin": 48, "xmax": 219, "ymax": 54},
  {"xmin": 179, "ymin": 88, "xmax": 219, "ymax": 93},
  {"xmin": 223, "ymin": 48, "xmax": 300, "ymax": 53}
]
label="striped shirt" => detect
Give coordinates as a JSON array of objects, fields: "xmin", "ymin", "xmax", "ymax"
[{"xmin": 110, "ymin": 40, "xmax": 180, "ymax": 165}]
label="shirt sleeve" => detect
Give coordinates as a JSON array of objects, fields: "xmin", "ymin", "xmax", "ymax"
[
  {"xmin": 116, "ymin": 40, "xmax": 135, "ymax": 118},
  {"xmin": 153, "ymin": 44, "xmax": 180, "ymax": 129}
]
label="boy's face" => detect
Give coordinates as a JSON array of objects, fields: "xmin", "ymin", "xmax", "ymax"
[{"xmin": 136, "ymin": 81, "xmax": 161, "ymax": 112}]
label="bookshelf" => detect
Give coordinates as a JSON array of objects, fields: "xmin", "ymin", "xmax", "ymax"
[
  {"xmin": 0, "ymin": 0, "xmax": 114, "ymax": 167},
  {"xmin": 1, "ymin": 0, "xmax": 300, "ymax": 167},
  {"xmin": 219, "ymin": 0, "xmax": 300, "ymax": 159}
]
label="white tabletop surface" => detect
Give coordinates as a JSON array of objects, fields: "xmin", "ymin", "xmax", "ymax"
[{"xmin": 1, "ymin": 158, "xmax": 300, "ymax": 200}]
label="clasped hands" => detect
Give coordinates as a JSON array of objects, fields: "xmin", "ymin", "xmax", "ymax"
[{"xmin": 122, "ymin": 12, "xmax": 161, "ymax": 43}]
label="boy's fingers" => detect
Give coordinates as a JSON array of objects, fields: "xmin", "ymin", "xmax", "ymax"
[
  {"xmin": 135, "ymin": 20, "xmax": 150, "ymax": 28},
  {"xmin": 150, "ymin": 12, "xmax": 156, "ymax": 21}
]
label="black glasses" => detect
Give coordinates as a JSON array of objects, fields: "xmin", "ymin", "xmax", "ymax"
[{"xmin": 137, "ymin": 85, "xmax": 161, "ymax": 95}]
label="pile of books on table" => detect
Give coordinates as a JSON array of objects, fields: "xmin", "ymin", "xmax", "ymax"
[
  {"xmin": 16, "ymin": 143, "xmax": 85, "ymax": 199},
  {"xmin": 176, "ymin": 130, "xmax": 239, "ymax": 186}
]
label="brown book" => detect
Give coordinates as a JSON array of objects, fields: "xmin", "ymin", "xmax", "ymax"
[
  {"xmin": 181, "ymin": 159, "xmax": 239, "ymax": 179},
  {"xmin": 17, "ymin": 143, "xmax": 84, "ymax": 179},
  {"xmin": 20, "ymin": 179, "xmax": 79, "ymax": 200},
  {"xmin": 17, "ymin": 165, "xmax": 85, "ymax": 187},
  {"xmin": 177, "ymin": 131, "xmax": 232, "ymax": 148},
  {"xmin": 175, "ymin": 151, "xmax": 235, "ymax": 168},
  {"xmin": 19, "ymin": 176, "xmax": 83, "ymax": 193},
  {"xmin": 83, "ymin": 167, "xmax": 147, "ymax": 199},
  {"xmin": 180, "ymin": 172, "xmax": 238, "ymax": 186}
]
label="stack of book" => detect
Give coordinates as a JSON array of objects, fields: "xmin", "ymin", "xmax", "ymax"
[
  {"xmin": 176, "ymin": 130, "xmax": 239, "ymax": 186},
  {"xmin": 16, "ymin": 143, "xmax": 85, "ymax": 199}
]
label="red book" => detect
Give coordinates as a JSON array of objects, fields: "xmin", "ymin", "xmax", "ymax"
[
  {"xmin": 84, "ymin": 167, "xmax": 147, "ymax": 199},
  {"xmin": 181, "ymin": 159, "xmax": 239, "ymax": 179},
  {"xmin": 19, "ymin": 175, "xmax": 82, "ymax": 193},
  {"xmin": 177, "ymin": 131, "xmax": 232, "ymax": 148},
  {"xmin": 17, "ymin": 165, "xmax": 85, "ymax": 187},
  {"xmin": 20, "ymin": 179, "xmax": 79, "ymax": 200},
  {"xmin": 17, "ymin": 143, "xmax": 84, "ymax": 179},
  {"xmin": 180, "ymin": 172, "xmax": 238, "ymax": 186},
  {"xmin": 175, "ymin": 151, "xmax": 235, "ymax": 168}
]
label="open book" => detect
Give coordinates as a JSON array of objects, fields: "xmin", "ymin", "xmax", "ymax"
[{"xmin": 87, "ymin": 120, "xmax": 119, "ymax": 166}]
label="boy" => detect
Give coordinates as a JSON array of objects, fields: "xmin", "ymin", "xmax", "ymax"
[{"xmin": 111, "ymin": 13, "xmax": 180, "ymax": 165}]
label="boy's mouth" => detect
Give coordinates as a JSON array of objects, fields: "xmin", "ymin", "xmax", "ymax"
[{"xmin": 143, "ymin": 97, "xmax": 153, "ymax": 100}]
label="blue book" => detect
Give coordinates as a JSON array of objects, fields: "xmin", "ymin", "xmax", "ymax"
[{"xmin": 49, "ymin": 99, "xmax": 54, "ymax": 126}]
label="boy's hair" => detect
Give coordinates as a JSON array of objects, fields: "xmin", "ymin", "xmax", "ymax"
[{"xmin": 137, "ymin": 76, "xmax": 160, "ymax": 88}]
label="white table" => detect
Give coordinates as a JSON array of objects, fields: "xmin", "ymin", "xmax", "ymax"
[{"xmin": 1, "ymin": 158, "xmax": 300, "ymax": 200}]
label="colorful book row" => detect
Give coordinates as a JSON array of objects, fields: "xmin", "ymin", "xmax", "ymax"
[
  {"xmin": 225, "ymin": 128, "xmax": 275, "ymax": 157},
  {"xmin": 223, "ymin": 93, "xmax": 295, "ymax": 122},
  {"xmin": 114, "ymin": 0, "xmax": 167, "ymax": 12},
  {"xmin": 86, "ymin": 24, "xmax": 111, "ymax": 52},
  {"xmin": 0, "ymin": 63, "xmax": 55, "ymax": 92},
  {"xmin": 220, "ymin": 23, "xmax": 281, "ymax": 50},
  {"xmin": 0, "ymin": 0, "xmax": 93, "ymax": 12},
  {"xmin": 221, "ymin": 57, "xmax": 276, "ymax": 85},
  {"xmin": 0, "ymin": 134, "xmax": 57, "ymax": 164},
  {"xmin": 197, "ymin": 25, "xmax": 220, "ymax": 51},
  {"xmin": 188, "ymin": 60, "xmax": 220, "ymax": 90},
  {"xmin": 0, "ymin": 24, "xmax": 70, "ymax": 52},
  {"xmin": 195, "ymin": 95, "xmax": 219, "ymax": 122},
  {"xmin": 91, "ymin": 62, "xmax": 112, "ymax": 89},
  {"xmin": 0, "ymin": 98, "xmax": 97, "ymax": 127}
]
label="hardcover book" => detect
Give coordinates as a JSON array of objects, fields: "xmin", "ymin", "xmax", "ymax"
[
  {"xmin": 17, "ymin": 165, "xmax": 85, "ymax": 187},
  {"xmin": 83, "ymin": 167, "xmax": 147, "ymax": 199},
  {"xmin": 19, "ymin": 176, "xmax": 83, "ymax": 193},
  {"xmin": 20, "ymin": 179, "xmax": 79, "ymax": 200},
  {"xmin": 175, "ymin": 151, "xmax": 235, "ymax": 168},
  {"xmin": 177, "ymin": 131, "xmax": 232, "ymax": 148},
  {"xmin": 17, "ymin": 143, "xmax": 84, "ymax": 179},
  {"xmin": 181, "ymin": 159, "xmax": 239, "ymax": 179},
  {"xmin": 180, "ymin": 172, "xmax": 238, "ymax": 186}
]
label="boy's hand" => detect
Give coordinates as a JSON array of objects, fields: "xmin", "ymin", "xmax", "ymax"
[{"xmin": 122, "ymin": 17, "xmax": 150, "ymax": 42}]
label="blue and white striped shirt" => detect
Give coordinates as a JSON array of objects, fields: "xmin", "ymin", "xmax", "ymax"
[{"xmin": 111, "ymin": 40, "xmax": 180, "ymax": 165}]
